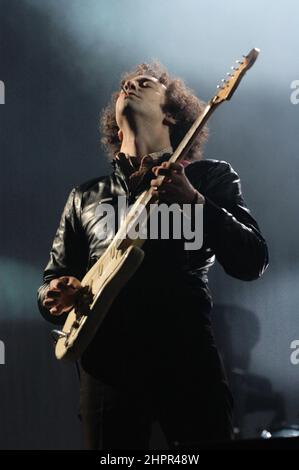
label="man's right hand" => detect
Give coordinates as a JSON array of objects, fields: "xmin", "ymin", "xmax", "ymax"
[{"xmin": 43, "ymin": 276, "xmax": 82, "ymax": 316}]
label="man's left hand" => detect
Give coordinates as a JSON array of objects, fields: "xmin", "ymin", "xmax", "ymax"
[{"xmin": 151, "ymin": 161, "xmax": 205, "ymax": 205}]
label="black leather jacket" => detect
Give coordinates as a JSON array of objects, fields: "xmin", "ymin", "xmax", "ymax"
[{"xmin": 37, "ymin": 157, "xmax": 269, "ymax": 326}]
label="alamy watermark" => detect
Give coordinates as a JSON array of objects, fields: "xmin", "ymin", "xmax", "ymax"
[
  {"xmin": 0, "ymin": 340, "xmax": 5, "ymax": 365},
  {"xmin": 0, "ymin": 80, "xmax": 5, "ymax": 104},
  {"xmin": 290, "ymin": 80, "xmax": 299, "ymax": 104},
  {"xmin": 290, "ymin": 340, "xmax": 299, "ymax": 365},
  {"xmin": 95, "ymin": 196, "xmax": 204, "ymax": 250}
]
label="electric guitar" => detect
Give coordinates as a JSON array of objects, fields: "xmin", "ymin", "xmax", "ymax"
[{"xmin": 53, "ymin": 48, "xmax": 260, "ymax": 361}]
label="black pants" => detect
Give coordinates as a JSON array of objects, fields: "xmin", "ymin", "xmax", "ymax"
[
  {"xmin": 79, "ymin": 283, "xmax": 234, "ymax": 449},
  {"xmin": 79, "ymin": 366, "xmax": 234, "ymax": 450}
]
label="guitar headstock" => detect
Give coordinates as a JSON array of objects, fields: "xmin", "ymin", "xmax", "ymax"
[{"xmin": 212, "ymin": 48, "xmax": 260, "ymax": 105}]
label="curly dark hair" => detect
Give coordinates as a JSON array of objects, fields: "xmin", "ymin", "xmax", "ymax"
[{"xmin": 100, "ymin": 62, "xmax": 209, "ymax": 161}]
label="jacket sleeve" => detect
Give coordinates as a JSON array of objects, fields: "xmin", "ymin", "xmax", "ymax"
[
  {"xmin": 199, "ymin": 161, "xmax": 269, "ymax": 281},
  {"xmin": 37, "ymin": 187, "xmax": 88, "ymax": 324}
]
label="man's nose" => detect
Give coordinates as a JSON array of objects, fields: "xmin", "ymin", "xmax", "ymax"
[{"xmin": 124, "ymin": 79, "xmax": 137, "ymax": 92}]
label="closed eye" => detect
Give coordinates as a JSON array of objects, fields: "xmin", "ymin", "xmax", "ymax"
[{"xmin": 139, "ymin": 78, "xmax": 153, "ymax": 87}]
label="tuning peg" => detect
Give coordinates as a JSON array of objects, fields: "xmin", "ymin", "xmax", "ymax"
[
  {"xmin": 216, "ymin": 85, "xmax": 224, "ymax": 89},
  {"xmin": 226, "ymin": 73, "xmax": 233, "ymax": 77},
  {"xmin": 230, "ymin": 66, "xmax": 238, "ymax": 70}
]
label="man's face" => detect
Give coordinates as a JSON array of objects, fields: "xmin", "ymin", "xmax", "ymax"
[{"xmin": 115, "ymin": 75, "xmax": 168, "ymax": 129}]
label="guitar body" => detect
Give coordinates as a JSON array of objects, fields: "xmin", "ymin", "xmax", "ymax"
[{"xmin": 55, "ymin": 245, "xmax": 144, "ymax": 361}]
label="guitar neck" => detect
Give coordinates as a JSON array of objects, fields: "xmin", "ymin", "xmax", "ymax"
[{"xmin": 169, "ymin": 100, "xmax": 218, "ymax": 165}]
